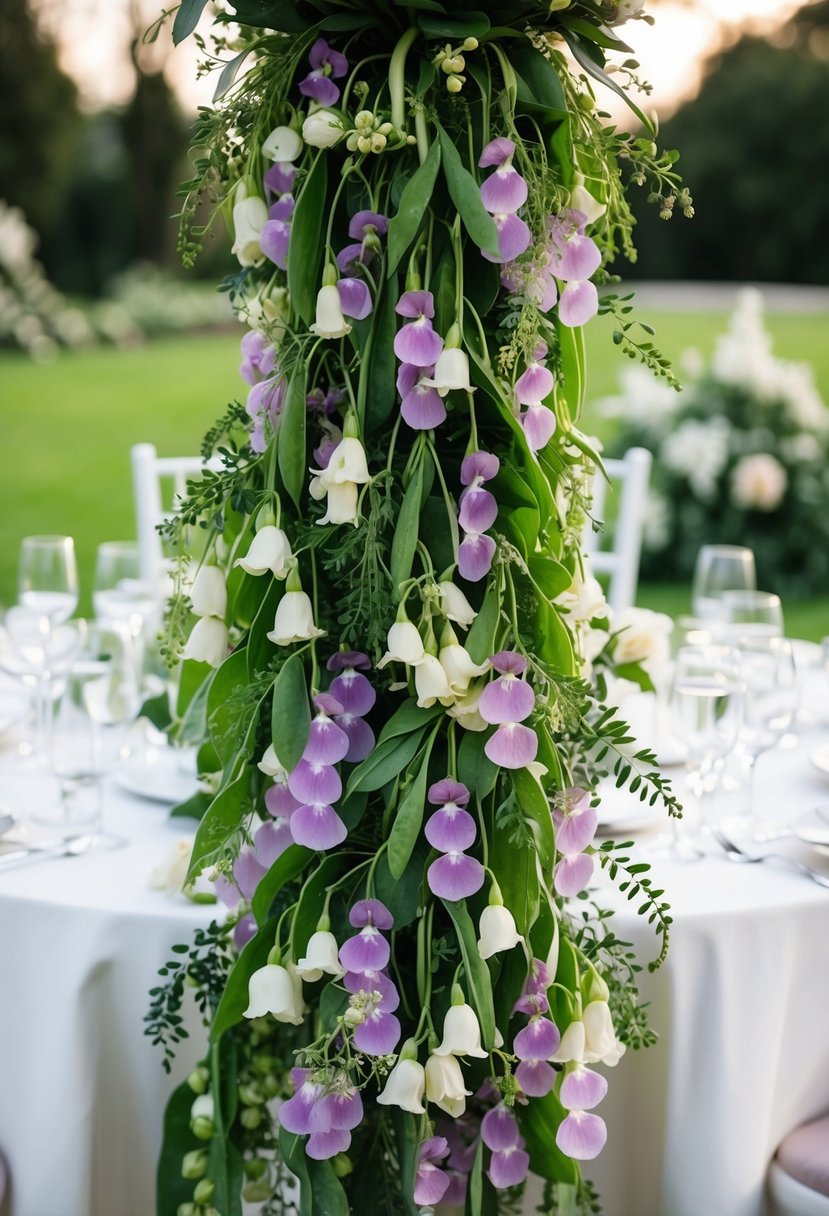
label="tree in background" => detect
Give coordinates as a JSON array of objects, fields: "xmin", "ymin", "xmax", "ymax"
[
  {"xmin": 626, "ymin": 31, "xmax": 829, "ymax": 284},
  {"xmin": 0, "ymin": 0, "xmax": 83, "ymax": 239}
]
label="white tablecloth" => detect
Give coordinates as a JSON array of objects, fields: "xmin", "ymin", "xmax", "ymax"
[
  {"xmin": 1, "ymin": 707, "xmax": 829, "ymax": 1216},
  {"xmin": 0, "ymin": 763, "xmax": 212, "ymax": 1216}
]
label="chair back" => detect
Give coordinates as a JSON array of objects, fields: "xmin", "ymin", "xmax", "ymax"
[
  {"xmin": 583, "ymin": 446, "xmax": 652, "ymax": 614},
  {"xmin": 131, "ymin": 443, "xmax": 223, "ymax": 594}
]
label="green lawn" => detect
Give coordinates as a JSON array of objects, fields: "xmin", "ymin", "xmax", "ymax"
[{"xmin": 1, "ymin": 305, "xmax": 828, "ymax": 636}]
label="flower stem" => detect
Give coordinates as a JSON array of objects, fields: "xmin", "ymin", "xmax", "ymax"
[{"xmin": 389, "ymin": 26, "xmax": 420, "ymax": 131}]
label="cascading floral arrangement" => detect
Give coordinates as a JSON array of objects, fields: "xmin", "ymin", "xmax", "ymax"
[{"xmin": 149, "ymin": 2, "xmax": 687, "ymax": 1213}]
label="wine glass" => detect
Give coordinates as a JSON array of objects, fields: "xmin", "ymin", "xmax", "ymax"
[
  {"xmin": 94, "ymin": 541, "xmax": 157, "ymax": 691},
  {"xmin": 0, "ymin": 608, "xmax": 84, "ymax": 764},
  {"xmin": 734, "ymin": 638, "xmax": 797, "ymax": 834},
  {"xmin": 692, "ymin": 545, "xmax": 756, "ymax": 622},
  {"xmin": 47, "ymin": 623, "xmax": 140, "ymax": 843},
  {"xmin": 662, "ymin": 644, "xmax": 742, "ymax": 860},
  {"xmin": 18, "ymin": 535, "xmax": 79, "ymax": 625},
  {"xmin": 720, "ymin": 590, "xmax": 784, "ymax": 641}
]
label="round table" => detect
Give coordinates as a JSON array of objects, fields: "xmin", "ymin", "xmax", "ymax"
[{"xmin": 0, "ymin": 759, "xmax": 212, "ymax": 1216}]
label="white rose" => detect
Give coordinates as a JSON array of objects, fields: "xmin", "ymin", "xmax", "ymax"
[
  {"xmin": 555, "ymin": 565, "xmax": 609, "ymax": 624},
  {"xmin": 302, "ymin": 109, "xmax": 346, "ymax": 149},
  {"xmin": 731, "ymin": 452, "xmax": 788, "ymax": 512},
  {"xmin": 613, "ymin": 607, "xmax": 672, "ymax": 674}
]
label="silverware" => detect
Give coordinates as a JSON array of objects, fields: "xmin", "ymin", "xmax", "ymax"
[
  {"xmin": 0, "ymin": 835, "xmax": 92, "ymax": 872},
  {"xmin": 711, "ymin": 828, "xmax": 829, "ymax": 889},
  {"xmin": 0, "ymin": 812, "xmax": 16, "ymax": 837}
]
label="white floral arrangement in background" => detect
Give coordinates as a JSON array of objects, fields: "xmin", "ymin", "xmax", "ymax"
[{"xmin": 602, "ymin": 289, "xmax": 829, "ymax": 594}]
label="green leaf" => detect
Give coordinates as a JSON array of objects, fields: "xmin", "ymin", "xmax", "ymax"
[
  {"xmin": 308, "ymin": 1159, "xmax": 350, "ymax": 1216},
  {"xmin": 527, "ymin": 554, "xmax": 572, "ymax": 602},
  {"xmin": 291, "ymin": 855, "xmax": 348, "ymax": 960},
  {"xmin": 169, "ymin": 789, "xmax": 212, "ymax": 821},
  {"xmin": 364, "ymin": 273, "xmax": 399, "ymax": 430},
  {"xmin": 278, "ymin": 1127, "xmax": 312, "ymax": 1216},
  {"xmin": 442, "ymin": 899, "xmax": 496, "ymax": 1048},
  {"xmin": 511, "ymin": 767, "xmax": 555, "ymax": 870},
  {"xmin": 208, "ymin": 1039, "xmax": 243, "ymax": 1216},
  {"xmin": 467, "ymin": 1136, "xmax": 484, "ymax": 1216},
  {"xmin": 272, "ymin": 651, "xmax": 311, "ymax": 770},
  {"xmin": 465, "ymin": 581, "xmax": 499, "ymax": 664},
  {"xmin": 172, "ymin": 0, "xmax": 208, "ymax": 44},
  {"xmin": 418, "ymin": 11, "xmax": 489, "ymax": 38},
  {"xmin": 560, "ymin": 28, "xmax": 653, "ymax": 130},
  {"xmin": 557, "ymin": 317, "xmax": 586, "ymax": 418},
  {"xmin": 386, "ymin": 139, "xmax": 441, "ymax": 275},
  {"xmin": 212, "ymin": 915, "xmax": 279, "ymax": 1039},
  {"xmin": 228, "ymin": 0, "xmax": 311, "ymax": 33},
  {"xmin": 492, "ymin": 820, "xmax": 538, "ymax": 936},
  {"xmin": 187, "ymin": 768, "xmax": 250, "ymax": 883},
  {"xmin": 457, "ymin": 730, "xmax": 498, "ymax": 798},
  {"xmin": 510, "ymin": 41, "xmax": 567, "ymax": 115},
  {"xmin": 391, "ymin": 1109, "xmax": 421, "ymax": 1216},
  {"xmin": 156, "ymin": 1081, "xmax": 203, "ymax": 1216},
  {"xmin": 288, "ymin": 152, "xmax": 328, "ymax": 325},
  {"xmin": 390, "ymin": 456, "xmax": 426, "ymax": 597},
  {"xmin": 346, "ymin": 726, "xmax": 428, "ymax": 795},
  {"xmin": 207, "ymin": 650, "xmax": 249, "ymax": 763},
  {"xmin": 373, "ymin": 840, "xmax": 428, "ymax": 928},
  {"xmin": 614, "ymin": 661, "xmax": 656, "ymax": 693},
  {"xmin": 213, "ymin": 48, "xmax": 252, "ymax": 101},
  {"xmin": 278, "ymin": 362, "xmax": 308, "ymax": 510},
  {"xmin": 252, "ymin": 843, "xmax": 311, "ymax": 925},
  {"xmin": 377, "ymin": 698, "xmax": 444, "ymax": 745},
  {"xmin": 436, "ymin": 123, "xmax": 499, "ymax": 257},
  {"xmin": 388, "ymin": 725, "xmax": 438, "ymax": 879}
]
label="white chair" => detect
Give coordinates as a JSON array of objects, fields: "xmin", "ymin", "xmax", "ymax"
[
  {"xmin": 583, "ymin": 446, "xmax": 652, "ymax": 614},
  {"xmin": 131, "ymin": 443, "xmax": 223, "ymax": 594},
  {"xmin": 768, "ymin": 1115, "xmax": 829, "ymax": 1216}
]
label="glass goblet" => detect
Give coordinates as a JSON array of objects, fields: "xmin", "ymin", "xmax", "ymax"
[{"xmin": 692, "ymin": 545, "xmax": 756, "ymax": 622}]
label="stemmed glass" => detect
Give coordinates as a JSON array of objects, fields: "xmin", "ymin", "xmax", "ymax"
[
  {"xmin": 93, "ymin": 541, "xmax": 157, "ymax": 693},
  {"xmin": 692, "ymin": 545, "xmax": 756, "ymax": 622},
  {"xmin": 720, "ymin": 590, "xmax": 784, "ymax": 641},
  {"xmin": 48, "ymin": 622, "xmax": 140, "ymax": 844},
  {"xmin": 733, "ymin": 637, "xmax": 798, "ymax": 834},
  {"xmin": 18, "ymin": 535, "xmax": 79, "ymax": 624},
  {"xmin": 659, "ymin": 644, "xmax": 742, "ymax": 861},
  {"xmin": 0, "ymin": 608, "xmax": 83, "ymax": 764}
]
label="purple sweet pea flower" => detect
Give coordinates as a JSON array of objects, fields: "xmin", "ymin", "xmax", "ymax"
[
  {"xmin": 458, "ymin": 486, "xmax": 498, "ymax": 533},
  {"xmin": 444, "ymin": 1116, "xmax": 479, "ymax": 1173},
  {"xmin": 290, "ymin": 802, "xmax": 348, "ymax": 850},
  {"xmin": 343, "ymin": 968, "xmax": 400, "ymax": 1011},
  {"xmin": 234, "ymin": 849, "xmax": 266, "ymax": 899},
  {"xmin": 269, "ymin": 195, "xmax": 295, "ymax": 222},
  {"xmin": 513, "ymin": 989, "xmax": 549, "ymax": 1016},
  {"xmin": 479, "ymin": 672, "xmax": 535, "ymax": 725},
  {"xmin": 482, "ymin": 213, "xmax": 532, "ymax": 264},
  {"xmin": 309, "ymin": 36, "xmax": 349, "ymax": 77},
  {"xmin": 215, "ymin": 874, "xmax": 240, "ymax": 909},
  {"xmin": 460, "ymin": 451, "xmax": 500, "ymax": 486},
  {"xmin": 336, "ymin": 714, "xmax": 375, "ymax": 762},
  {"xmin": 260, "ymin": 218, "xmax": 291, "ymax": 269},
  {"xmin": 488, "ymin": 1145, "xmax": 530, "ymax": 1190},
  {"xmin": 265, "ymin": 162, "xmax": 297, "ymax": 196},
  {"xmin": 338, "ymin": 277, "xmax": 373, "ymax": 320},
  {"xmin": 240, "ymin": 330, "xmax": 277, "ymax": 386},
  {"xmin": 349, "ymin": 210, "xmax": 388, "ymax": 239},
  {"xmin": 246, "ymin": 376, "xmax": 286, "ymax": 424},
  {"xmin": 336, "ymin": 243, "xmax": 373, "ymax": 276},
  {"xmin": 521, "ymin": 403, "xmax": 557, "ymax": 452},
  {"xmin": 479, "ymin": 137, "xmax": 516, "ymax": 169},
  {"xmin": 513, "ymin": 1015, "xmax": 561, "ymax": 1061},
  {"xmin": 481, "ymin": 1105, "xmax": 521, "ymax": 1152},
  {"xmin": 428, "ymin": 778, "xmax": 471, "ymax": 806},
  {"xmin": 546, "ymin": 216, "xmax": 602, "ymax": 281},
  {"xmin": 279, "ymin": 1072, "xmax": 326, "ymax": 1134},
  {"xmin": 233, "ymin": 913, "xmax": 257, "ymax": 950},
  {"xmin": 427, "ymin": 850, "xmax": 486, "ymax": 900},
  {"xmin": 425, "ymin": 804, "xmax": 477, "ymax": 853},
  {"xmin": 484, "ymin": 722, "xmax": 538, "ymax": 769},
  {"xmin": 559, "ymin": 279, "xmax": 599, "ymax": 328},
  {"xmin": 328, "ymin": 650, "xmax": 372, "ymax": 672},
  {"xmin": 306, "ymin": 1129, "xmax": 352, "ymax": 1159},
  {"xmin": 555, "ymin": 1110, "xmax": 607, "ymax": 1161},
  {"xmin": 328, "ymin": 670, "xmax": 375, "ymax": 716},
  {"xmin": 265, "ymin": 780, "xmax": 302, "ymax": 819},
  {"xmin": 401, "ymin": 378, "xmax": 447, "ymax": 430},
  {"xmin": 318, "ymin": 1082, "xmax": 364, "ymax": 1131},
  {"xmin": 394, "ymin": 291, "xmax": 444, "ymax": 367},
  {"xmin": 339, "ymin": 927, "xmax": 391, "ymax": 974},
  {"xmin": 302, "ymin": 701, "xmax": 350, "ymax": 765},
  {"xmin": 353, "ymin": 1008, "xmax": 402, "ymax": 1055},
  {"xmin": 515, "ymin": 1058, "xmax": 556, "ymax": 1097},
  {"xmin": 560, "ymin": 1065, "xmax": 608, "ymax": 1112},
  {"xmin": 299, "ymin": 38, "xmax": 349, "ymax": 106},
  {"xmin": 481, "ymin": 167, "xmax": 529, "ymax": 216},
  {"xmin": 288, "ymin": 760, "xmax": 343, "ymax": 805},
  {"xmin": 553, "ymin": 852, "xmax": 595, "ymax": 897},
  {"xmin": 349, "ymin": 899, "xmax": 394, "ymax": 930},
  {"xmin": 515, "ymin": 361, "xmax": 554, "ymax": 407},
  {"xmin": 414, "ymin": 1137, "xmax": 451, "ymax": 1207},
  {"xmin": 458, "ymin": 532, "xmax": 497, "ymax": 582},
  {"xmin": 299, "ymin": 73, "xmax": 340, "ymax": 106},
  {"xmin": 254, "ymin": 818, "xmax": 293, "ymax": 867},
  {"xmin": 491, "ymin": 651, "xmax": 527, "ymax": 676},
  {"xmin": 553, "ymin": 788, "xmax": 598, "ymax": 854}
]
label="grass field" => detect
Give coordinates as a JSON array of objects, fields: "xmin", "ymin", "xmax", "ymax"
[{"xmin": 1, "ymin": 305, "xmax": 828, "ymax": 637}]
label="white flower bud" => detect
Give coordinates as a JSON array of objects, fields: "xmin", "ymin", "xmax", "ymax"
[
  {"xmin": 569, "ymin": 171, "xmax": 607, "ymax": 226},
  {"xmin": 296, "ymin": 931, "xmax": 345, "ymax": 982},
  {"xmin": 302, "ymin": 109, "xmax": 346, "ymax": 149},
  {"xmin": 415, "ymin": 653, "xmax": 454, "ymax": 708},
  {"xmin": 437, "ymin": 580, "xmax": 477, "ymax": 629},
  {"xmin": 434, "ymin": 1001, "xmax": 488, "ymax": 1059},
  {"xmin": 422, "ymin": 348, "xmax": 474, "ymax": 397},
  {"xmin": 231, "ymin": 188, "xmax": 268, "ymax": 268},
  {"xmin": 257, "ymin": 744, "xmax": 286, "ymax": 778},
  {"xmin": 189, "ymin": 565, "xmax": 227, "ymax": 618},
  {"xmin": 476, "ymin": 904, "xmax": 522, "ymax": 960},
  {"xmin": 262, "ymin": 125, "xmax": 303, "ymax": 162},
  {"xmin": 309, "ymin": 284, "xmax": 352, "ymax": 340},
  {"xmin": 377, "ymin": 1057, "xmax": 426, "ymax": 1114},
  {"xmin": 267, "ymin": 591, "xmax": 325, "ymax": 646},
  {"xmin": 377, "ymin": 620, "xmax": 426, "ymax": 668},
  {"xmin": 439, "ymin": 640, "xmax": 489, "ymax": 696},
  {"xmin": 182, "ymin": 617, "xmax": 228, "ymax": 667},
  {"xmin": 243, "ymin": 963, "xmax": 304, "ymax": 1024},
  {"xmin": 318, "ymin": 481, "xmax": 360, "ymax": 527},
  {"xmin": 424, "ymin": 1053, "xmax": 471, "ymax": 1118}
]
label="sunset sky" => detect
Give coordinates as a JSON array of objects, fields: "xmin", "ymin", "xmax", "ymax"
[{"xmin": 33, "ymin": 0, "xmax": 805, "ymax": 121}]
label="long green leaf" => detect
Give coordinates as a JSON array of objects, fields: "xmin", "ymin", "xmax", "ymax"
[
  {"xmin": 510, "ymin": 41, "xmax": 567, "ymax": 115},
  {"xmin": 288, "ymin": 152, "xmax": 328, "ymax": 325},
  {"xmin": 387, "ymin": 725, "xmax": 438, "ymax": 879},
  {"xmin": 560, "ymin": 28, "xmax": 653, "ymax": 131},
  {"xmin": 391, "ymin": 1109, "xmax": 421, "ymax": 1216},
  {"xmin": 251, "ymin": 843, "xmax": 311, "ymax": 925},
  {"xmin": 272, "ymin": 651, "xmax": 311, "ymax": 770},
  {"xmin": 172, "ymin": 0, "xmax": 208, "ymax": 44},
  {"xmin": 212, "ymin": 915, "xmax": 280, "ymax": 1039},
  {"xmin": 436, "ymin": 124, "xmax": 499, "ymax": 257},
  {"xmin": 511, "ymin": 768, "xmax": 555, "ymax": 870},
  {"xmin": 364, "ymin": 273, "xmax": 399, "ymax": 430},
  {"xmin": 346, "ymin": 726, "xmax": 428, "ymax": 795},
  {"xmin": 390, "ymin": 456, "xmax": 426, "ymax": 597},
  {"xmin": 442, "ymin": 899, "xmax": 496, "ymax": 1047},
  {"xmin": 186, "ymin": 768, "xmax": 249, "ymax": 883},
  {"xmin": 291, "ymin": 855, "xmax": 348, "ymax": 959},
  {"xmin": 457, "ymin": 730, "xmax": 498, "ymax": 799},
  {"xmin": 277, "ymin": 362, "xmax": 308, "ymax": 510},
  {"xmin": 377, "ymin": 699, "xmax": 444, "ymax": 745},
  {"xmin": 386, "ymin": 140, "xmax": 441, "ymax": 275},
  {"xmin": 278, "ymin": 1127, "xmax": 312, "ymax": 1216}
]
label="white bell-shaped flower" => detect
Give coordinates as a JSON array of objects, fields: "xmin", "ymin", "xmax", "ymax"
[
  {"xmin": 235, "ymin": 526, "xmax": 292, "ymax": 578},
  {"xmin": 243, "ymin": 963, "xmax": 304, "ymax": 1024},
  {"xmin": 377, "ymin": 619, "xmax": 426, "ymax": 668},
  {"xmin": 446, "ymin": 684, "xmax": 488, "ymax": 732},
  {"xmin": 257, "ymin": 744, "xmax": 286, "ymax": 778},
  {"xmin": 318, "ymin": 481, "xmax": 360, "ymax": 527},
  {"xmin": 569, "ymin": 171, "xmax": 607, "ymax": 226},
  {"xmin": 189, "ymin": 564, "xmax": 227, "ymax": 618},
  {"xmin": 422, "ymin": 347, "xmax": 475, "ymax": 398},
  {"xmin": 439, "ymin": 627, "xmax": 489, "ymax": 695},
  {"xmin": 424, "ymin": 1053, "xmax": 471, "ymax": 1118},
  {"xmin": 262, "ymin": 125, "xmax": 303, "ymax": 163},
  {"xmin": 182, "ymin": 617, "xmax": 228, "ymax": 667},
  {"xmin": 377, "ymin": 1056, "xmax": 426, "ymax": 1114},
  {"xmin": 310, "ymin": 284, "xmax": 351, "ymax": 339},
  {"xmin": 231, "ymin": 188, "xmax": 269, "ymax": 268},
  {"xmin": 415, "ymin": 653, "xmax": 454, "ymax": 708},
  {"xmin": 296, "ymin": 931, "xmax": 345, "ymax": 982},
  {"xmin": 267, "ymin": 591, "xmax": 325, "ymax": 646},
  {"xmin": 583, "ymin": 1000, "xmax": 623, "ymax": 1065},
  {"xmin": 322, "ymin": 436, "xmax": 371, "ymax": 485},
  {"xmin": 302, "ymin": 108, "xmax": 346, "ymax": 149},
  {"xmin": 552, "ymin": 1019, "xmax": 586, "ymax": 1064},
  {"xmin": 477, "ymin": 904, "xmax": 523, "ymax": 960},
  {"xmin": 437, "ymin": 580, "xmax": 477, "ymax": 629},
  {"xmin": 434, "ymin": 999, "xmax": 488, "ymax": 1059}
]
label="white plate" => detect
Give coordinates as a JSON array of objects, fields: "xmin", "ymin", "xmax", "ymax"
[
  {"xmin": 794, "ymin": 808, "xmax": 829, "ymax": 855},
  {"xmin": 114, "ymin": 747, "xmax": 198, "ymax": 805},
  {"xmin": 595, "ymin": 783, "xmax": 659, "ymax": 836},
  {"xmin": 809, "ymin": 745, "xmax": 829, "ymax": 778}
]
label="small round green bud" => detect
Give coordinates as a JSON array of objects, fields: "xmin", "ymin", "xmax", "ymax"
[
  {"xmin": 181, "ymin": 1151, "xmax": 209, "ymax": 1181},
  {"xmin": 191, "ymin": 1117, "xmax": 215, "ymax": 1141},
  {"xmin": 331, "ymin": 1154, "xmax": 353, "ymax": 1178},
  {"xmin": 355, "ymin": 109, "xmax": 374, "ymax": 127},
  {"xmin": 357, "ymin": 136, "xmax": 373, "ymax": 155},
  {"xmin": 441, "ymin": 57, "xmax": 454, "ymax": 75},
  {"xmin": 406, "ymin": 134, "xmax": 417, "ymax": 145},
  {"xmin": 194, "ymin": 1179, "xmax": 216, "ymax": 1205},
  {"xmin": 658, "ymin": 209, "xmax": 672, "ymax": 222},
  {"xmin": 463, "ymin": 37, "xmax": 479, "ymax": 51},
  {"xmin": 239, "ymin": 1082, "xmax": 265, "ymax": 1106},
  {"xmin": 244, "ymin": 1157, "xmax": 268, "ymax": 1182},
  {"xmin": 446, "ymin": 75, "xmax": 463, "ymax": 94},
  {"xmin": 578, "ymin": 92, "xmax": 595, "ymax": 112},
  {"xmin": 177, "ymin": 1205, "xmax": 196, "ymax": 1216},
  {"xmin": 187, "ymin": 1066, "xmax": 209, "ymax": 1095},
  {"xmin": 371, "ymin": 133, "xmax": 387, "ymax": 153},
  {"xmin": 451, "ymin": 55, "xmax": 465, "ymax": 73},
  {"xmin": 240, "ymin": 1106, "xmax": 263, "ymax": 1130},
  {"xmin": 243, "ymin": 1178, "xmax": 273, "ymax": 1203}
]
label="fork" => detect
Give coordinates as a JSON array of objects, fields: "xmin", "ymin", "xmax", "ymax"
[{"xmin": 711, "ymin": 828, "xmax": 829, "ymax": 889}]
